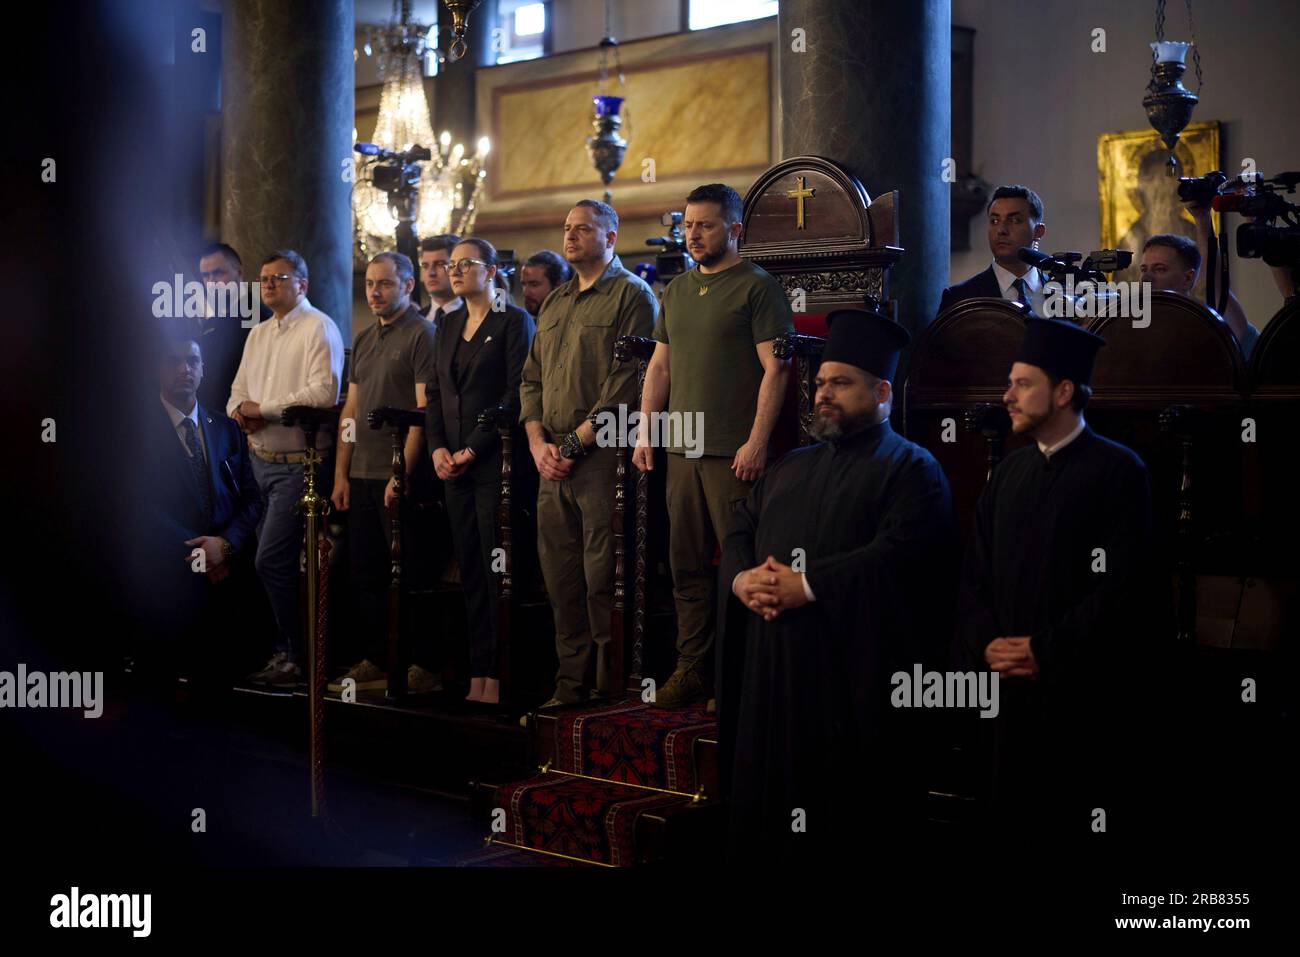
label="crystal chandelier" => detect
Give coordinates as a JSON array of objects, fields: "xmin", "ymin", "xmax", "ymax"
[{"xmin": 352, "ymin": 0, "xmax": 490, "ymax": 265}]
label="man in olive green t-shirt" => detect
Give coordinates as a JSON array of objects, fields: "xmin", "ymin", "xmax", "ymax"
[{"xmin": 632, "ymin": 183, "xmax": 794, "ymax": 708}]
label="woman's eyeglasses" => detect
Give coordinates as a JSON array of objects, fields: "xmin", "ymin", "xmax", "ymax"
[{"xmin": 447, "ymin": 258, "xmax": 490, "ymax": 274}]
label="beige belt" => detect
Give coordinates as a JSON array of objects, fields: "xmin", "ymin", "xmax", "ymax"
[{"xmin": 250, "ymin": 446, "xmax": 310, "ymax": 464}]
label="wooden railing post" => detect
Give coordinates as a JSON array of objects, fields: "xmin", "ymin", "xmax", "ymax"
[
  {"xmin": 476, "ymin": 404, "xmax": 516, "ymax": 703},
  {"xmin": 367, "ymin": 406, "xmax": 426, "ymax": 701},
  {"xmin": 613, "ymin": 335, "xmax": 657, "ymax": 691},
  {"xmin": 772, "ymin": 332, "xmax": 826, "ymax": 446},
  {"xmin": 281, "ymin": 404, "xmax": 338, "ymax": 819},
  {"xmin": 963, "ymin": 403, "xmax": 1012, "ymax": 486},
  {"xmin": 1159, "ymin": 404, "xmax": 1198, "ymax": 644}
]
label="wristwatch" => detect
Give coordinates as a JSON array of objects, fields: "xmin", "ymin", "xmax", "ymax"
[{"xmin": 219, "ymin": 538, "xmax": 233, "ymax": 560}]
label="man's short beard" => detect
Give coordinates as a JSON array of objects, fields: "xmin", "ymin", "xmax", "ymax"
[
  {"xmin": 1011, "ymin": 404, "xmax": 1050, "ymax": 434},
  {"xmin": 374, "ymin": 298, "xmax": 408, "ymax": 319},
  {"xmin": 808, "ymin": 407, "xmax": 876, "ymax": 442},
  {"xmin": 693, "ymin": 243, "xmax": 729, "ymax": 267}
]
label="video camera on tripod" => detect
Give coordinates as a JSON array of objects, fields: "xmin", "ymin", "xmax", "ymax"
[
  {"xmin": 1210, "ymin": 171, "xmax": 1300, "ymax": 268},
  {"xmin": 1018, "ymin": 246, "xmax": 1134, "ymax": 285},
  {"xmin": 355, "ymin": 141, "xmax": 433, "ymax": 193},
  {"xmin": 1176, "ymin": 168, "xmax": 1300, "ymax": 312},
  {"xmin": 645, "ymin": 211, "xmax": 695, "ymax": 281},
  {"xmin": 354, "ymin": 141, "xmax": 432, "ymax": 303}
]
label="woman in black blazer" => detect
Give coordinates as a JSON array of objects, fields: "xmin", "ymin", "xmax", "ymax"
[{"xmin": 425, "ymin": 238, "xmax": 535, "ymax": 704}]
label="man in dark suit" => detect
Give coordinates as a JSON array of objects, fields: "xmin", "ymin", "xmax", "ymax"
[
  {"xmin": 939, "ymin": 185, "xmax": 1049, "ymax": 317},
  {"xmin": 196, "ymin": 242, "xmax": 272, "ymax": 413},
  {"xmin": 146, "ymin": 328, "xmax": 263, "ymax": 684},
  {"xmin": 417, "ymin": 234, "xmax": 464, "ymax": 329}
]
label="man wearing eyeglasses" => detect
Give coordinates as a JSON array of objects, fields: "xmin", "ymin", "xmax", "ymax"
[
  {"xmin": 417, "ymin": 234, "xmax": 463, "ymax": 329},
  {"xmin": 228, "ymin": 249, "xmax": 345, "ymax": 687},
  {"xmin": 328, "ymin": 251, "xmax": 437, "ymax": 695},
  {"xmin": 520, "ymin": 199, "xmax": 658, "ymax": 707}
]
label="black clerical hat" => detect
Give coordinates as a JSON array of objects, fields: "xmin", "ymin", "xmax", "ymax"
[
  {"xmin": 821, "ymin": 308, "xmax": 911, "ymax": 381},
  {"xmin": 1014, "ymin": 318, "xmax": 1106, "ymax": 387}
]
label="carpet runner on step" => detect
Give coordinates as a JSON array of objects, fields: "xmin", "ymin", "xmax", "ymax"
[
  {"xmin": 494, "ymin": 772, "xmax": 694, "ymax": 866},
  {"xmin": 546, "ymin": 699, "xmax": 715, "ymax": 794}
]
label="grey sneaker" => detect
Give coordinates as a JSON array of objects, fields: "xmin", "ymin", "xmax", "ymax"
[
  {"xmin": 653, "ymin": 666, "xmax": 706, "ymax": 709},
  {"xmin": 263, "ymin": 660, "xmax": 302, "ymax": 688},
  {"xmin": 407, "ymin": 664, "xmax": 443, "ymax": 694},
  {"xmin": 247, "ymin": 652, "xmax": 290, "ymax": 684},
  {"xmin": 327, "ymin": 659, "xmax": 387, "ymax": 693}
]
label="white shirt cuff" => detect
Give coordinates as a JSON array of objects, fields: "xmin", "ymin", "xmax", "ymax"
[{"xmin": 801, "ymin": 573, "xmax": 816, "ymax": 602}]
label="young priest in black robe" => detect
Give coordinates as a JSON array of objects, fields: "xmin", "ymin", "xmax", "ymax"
[
  {"xmin": 716, "ymin": 309, "xmax": 956, "ymax": 864},
  {"xmin": 958, "ymin": 318, "xmax": 1159, "ymax": 839}
]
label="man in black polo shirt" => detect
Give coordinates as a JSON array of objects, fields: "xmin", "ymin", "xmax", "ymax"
[{"xmin": 330, "ymin": 251, "xmax": 437, "ymax": 694}]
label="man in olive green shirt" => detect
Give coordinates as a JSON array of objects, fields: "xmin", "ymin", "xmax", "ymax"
[
  {"xmin": 633, "ymin": 183, "xmax": 794, "ymax": 708},
  {"xmin": 520, "ymin": 199, "xmax": 658, "ymax": 706}
]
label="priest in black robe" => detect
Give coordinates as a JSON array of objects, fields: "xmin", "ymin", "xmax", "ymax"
[
  {"xmin": 957, "ymin": 318, "xmax": 1161, "ymax": 839},
  {"xmin": 717, "ymin": 309, "xmax": 956, "ymax": 864}
]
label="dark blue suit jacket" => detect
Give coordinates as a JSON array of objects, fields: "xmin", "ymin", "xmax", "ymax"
[
  {"xmin": 151, "ymin": 400, "xmax": 262, "ymax": 564},
  {"xmin": 937, "ymin": 265, "xmax": 1003, "ymax": 316}
]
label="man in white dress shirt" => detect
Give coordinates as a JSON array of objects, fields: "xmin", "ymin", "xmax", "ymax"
[{"xmin": 228, "ymin": 249, "xmax": 344, "ymax": 686}]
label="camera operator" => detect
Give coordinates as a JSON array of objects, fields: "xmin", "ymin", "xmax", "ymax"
[{"xmin": 1138, "ymin": 197, "xmax": 1258, "ymax": 358}]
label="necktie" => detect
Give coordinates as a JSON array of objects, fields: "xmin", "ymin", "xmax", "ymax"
[
  {"xmin": 181, "ymin": 417, "xmax": 214, "ymax": 520},
  {"xmin": 1013, "ymin": 276, "xmax": 1031, "ymax": 310}
]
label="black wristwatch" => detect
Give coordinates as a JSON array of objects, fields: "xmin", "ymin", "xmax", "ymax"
[{"xmin": 560, "ymin": 430, "xmax": 587, "ymax": 460}]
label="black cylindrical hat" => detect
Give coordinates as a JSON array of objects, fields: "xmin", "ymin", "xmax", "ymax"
[
  {"xmin": 1014, "ymin": 318, "xmax": 1106, "ymax": 386},
  {"xmin": 821, "ymin": 308, "xmax": 911, "ymax": 381}
]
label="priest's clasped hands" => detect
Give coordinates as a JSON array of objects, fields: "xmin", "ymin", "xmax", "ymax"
[
  {"xmin": 984, "ymin": 636, "xmax": 1040, "ymax": 678},
  {"xmin": 733, "ymin": 555, "xmax": 809, "ymax": 621}
]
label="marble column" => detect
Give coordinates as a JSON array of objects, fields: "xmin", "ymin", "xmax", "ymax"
[
  {"xmin": 221, "ymin": 0, "xmax": 355, "ymax": 341},
  {"xmin": 778, "ymin": 0, "xmax": 950, "ymax": 338}
]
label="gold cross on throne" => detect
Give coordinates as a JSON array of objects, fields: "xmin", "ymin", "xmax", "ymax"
[
  {"xmin": 785, "ymin": 175, "xmax": 816, "ymax": 229},
  {"xmin": 303, "ymin": 448, "xmax": 323, "ymax": 470}
]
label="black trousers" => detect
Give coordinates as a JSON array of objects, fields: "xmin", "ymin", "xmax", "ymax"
[
  {"xmin": 443, "ymin": 474, "xmax": 501, "ymax": 678},
  {"xmin": 346, "ymin": 477, "xmax": 402, "ymax": 668}
]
